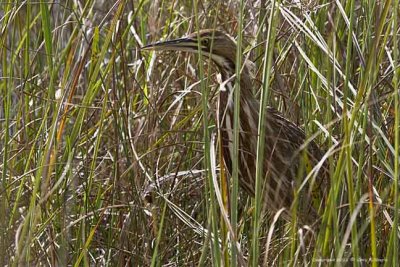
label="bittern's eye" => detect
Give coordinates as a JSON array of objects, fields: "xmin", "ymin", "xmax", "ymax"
[{"xmin": 201, "ymin": 38, "xmax": 209, "ymax": 47}]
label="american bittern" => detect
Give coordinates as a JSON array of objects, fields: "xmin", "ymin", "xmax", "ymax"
[{"xmin": 142, "ymin": 29, "xmax": 327, "ymax": 225}]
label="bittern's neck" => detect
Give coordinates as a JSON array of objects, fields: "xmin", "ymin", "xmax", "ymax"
[
  {"xmin": 213, "ymin": 57, "xmax": 254, "ymax": 98},
  {"xmin": 215, "ymin": 56, "xmax": 259, "ymax": 166},
  {"xmin": 212, "ymin": 57, "xmax": 236, "ymax": 82},
  {"xmin": 213, "ymin": 57, "xmax": 258, "ymax": 123}
]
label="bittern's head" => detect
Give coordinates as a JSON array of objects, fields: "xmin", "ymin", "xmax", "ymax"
[{"xmin": 142, "ymin": 29, "xmax": 237, "ymax": 73}]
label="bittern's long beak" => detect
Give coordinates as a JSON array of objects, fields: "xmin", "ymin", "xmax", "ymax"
[{"xmin": 141, "ymin": 37, "xmax": 204, "ymax": 52}]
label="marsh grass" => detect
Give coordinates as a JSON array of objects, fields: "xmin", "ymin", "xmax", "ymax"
[{"xmin": 0, "ymin": 0, "xmax": 399, "ymax": 266}]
